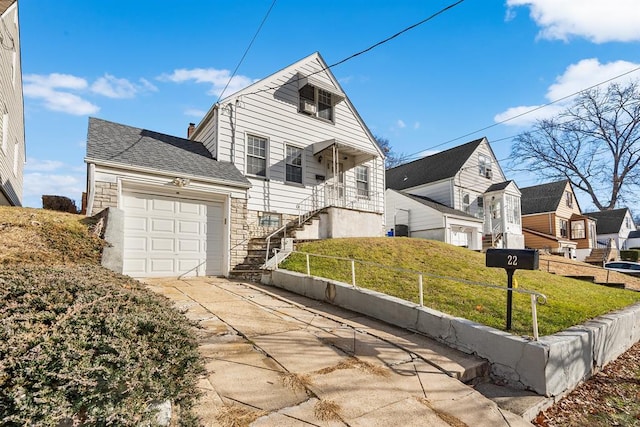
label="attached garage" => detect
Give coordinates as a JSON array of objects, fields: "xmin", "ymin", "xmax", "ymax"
[{"xmin": 122, "ymin": 192, "xmax": 224, "ymax": 277}]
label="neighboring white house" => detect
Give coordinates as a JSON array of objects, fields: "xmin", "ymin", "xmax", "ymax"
[
  {"xmin": 386, "ymin": 138, "xmax": 524, "ymax": 249},
  {"xmin": 585, "ymin": 208, "xmax": 637, "ymax": 250},
  {"xmin": 627, "ymin": 230, "xmax": 640, "ymax": 249},
  {"xmin": 0, "ymin": 0, "xmax": 24, "ymax": 206},
  {"xmin": 385, "ymin": 189, "xmax": 484, "ymax": 250},
  {"xmin": 190, "ymin": 51, "xmax": 385, "ymax": 237},
  {"xmin": 85, "ymin": 52, "xmax": 385, "ymax": 278}
]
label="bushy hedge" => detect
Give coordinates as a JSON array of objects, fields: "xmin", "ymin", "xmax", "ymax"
[
  {"xmin": 0, "ymin": 265, "xmax": 203, "ymax": 426},
  {"xmin": 620, "ymin": 250, "xmax": 640, "ymax": 262}
]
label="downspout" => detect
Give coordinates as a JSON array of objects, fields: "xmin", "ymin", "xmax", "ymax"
[{"xmin": 86, "ymin": 163, "xmax": 95, "ymax": 216}]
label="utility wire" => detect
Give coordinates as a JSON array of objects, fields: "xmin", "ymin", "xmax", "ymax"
[
  {"xmin": 401, "ymin": 65, "xmax": 640, "ymax": 160},
  {"xmin": 216, "ymin": 0, "xmax": 277, "ymax": 103},
  {"xmin": 236, "ymin": 0, "xmax": 466, "ymax": 99}
]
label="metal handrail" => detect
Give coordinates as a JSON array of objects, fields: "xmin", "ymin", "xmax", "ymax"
[
  {"xmin": 264, "ymin": 222, "xmax": 287, "ymax": 264},
  {"xmin": 280, "ymin": 250, "xmax": 548, "ymax": 340}
]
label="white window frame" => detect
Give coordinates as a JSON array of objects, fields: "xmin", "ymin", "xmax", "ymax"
[
  {"xmin": 259, "ymin": 212, "xmax": 281, "ymax": 228},
  {"xmin": 559, "ymin": 219, "xmax": 568, "ymax": 238},
  {"xmin": 479, "ymin": 154, "xmax": 492, "ymax": 178},
  {"xmin": 355, "ymin": 165, "xmax": 369, "ymax": 198},
  {"xmin": 285, "ymin": 144, "xmax": 304, "ymax": 185},
  {"xmin": 565, "ymin": 191, "xmax": 573, "ymax": 208},
  {"xmin": 462, "ymin": 193, "xmax": 471, "ymax": 214},
  {"xmin": 299, "ymin": 84, "xmax": 335, "ymax": 123},
  {"xmin": 506, "ymin": 194, "xmax": 520, "ymax": 225},
  {"xmin": 571, "ymin": 220, "xmax": 585, "ymax": 239},
  {"xmin": 246, "ymin": 134, "xmax": 268, "ymax": 177}
]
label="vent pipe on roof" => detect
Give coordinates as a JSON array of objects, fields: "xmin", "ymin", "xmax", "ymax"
[{"xmin": 187, "ymin": 123, "xmax": 196, "ymax": 139}]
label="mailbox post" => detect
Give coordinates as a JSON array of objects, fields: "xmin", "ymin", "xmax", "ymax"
[{"xmin": 486, "ymin": 248, "xmax": 539, "ymax": 330}]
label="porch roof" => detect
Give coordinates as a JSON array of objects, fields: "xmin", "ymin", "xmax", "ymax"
[{"xmin": 313, "ymin": 139, "xmax": 379, "ymax": 164}]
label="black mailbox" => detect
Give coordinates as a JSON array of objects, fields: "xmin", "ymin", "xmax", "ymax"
[{"xmin": 486, "ymin": 248, "xmax": 539, "ymax": 271}]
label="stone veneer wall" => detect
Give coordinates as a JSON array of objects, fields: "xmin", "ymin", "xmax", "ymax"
[
  {"xmin": 91, "ymin": 181, "xmax": 118, "ymax": 215},
  {"xmin": 230, "ymin": 198, "xmax": 249, "ymax": 269}
]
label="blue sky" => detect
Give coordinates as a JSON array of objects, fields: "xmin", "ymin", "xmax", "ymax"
[{"xmin": 18, "ymin": 0, "xmax": 640, "ymax": 211}]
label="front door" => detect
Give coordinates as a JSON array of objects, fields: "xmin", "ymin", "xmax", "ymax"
[{"xmin": 327, "ymin": 162, "xmax": 345, "ymax": 207}]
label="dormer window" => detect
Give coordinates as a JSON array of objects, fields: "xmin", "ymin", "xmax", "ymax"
[
  {"xmin": 479, "ymin": 154, "xmax": 492, "ymax": 179},
  {"xmin": 297, "ymin": 73, "xmax": 345, "ymax": 122},
  {"xmin": 565, "ymin": 191, "xmax": 573, "ymax": 208}
]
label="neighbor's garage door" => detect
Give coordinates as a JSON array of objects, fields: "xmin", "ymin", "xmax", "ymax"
[
  {"xmin": 122, "ymin": 192, "xmax": 224, "ymax": 277},
  {"xmin": 450, "ymin": 229, "xmax": 470, "ymax": 247}
]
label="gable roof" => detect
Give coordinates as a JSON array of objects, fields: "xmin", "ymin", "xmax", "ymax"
[
  {"xmin": 85, "ymin": 117, "xmax": 250, "ymax": 188},
  {"xmin": 386, "ymin": 138, "xmax": 485, "ymax": 191},
  {"xmin": 392, "ymin": 190, "xmax": 481, "ymax": 221},
  {"xmin": 629, "ymin": 230, "xmax": 640, "ymax": 239},
  {"xmin": 191, "ymin": 51, "xmax": 384, "ymax": 157},
  {"xmin": 584, "ymin": 208, "xmax": 631, "ymax": 234},
  {"xmin": 520, "ymin": 180, "xmax": 570, "ymax": 215},
  {"xmin": 486, "ymin": 180, "xmax": 516, "ymax": 193}
]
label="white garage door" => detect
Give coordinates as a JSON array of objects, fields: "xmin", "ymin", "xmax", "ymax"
[
  {"xmin": 450, "ymin": 229, "xmax": 470, "ymax": 247},
  {"xmin": 122, "ymin": 192, "xmax": 224, "ymax": 277}
]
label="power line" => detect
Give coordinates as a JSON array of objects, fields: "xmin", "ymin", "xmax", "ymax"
[
  {"xmin": 400, "ymin": 65, "xmax": 640, "ymax": 160},
  {"xmin": 216, "ymin": 0, "xmax": 278, "ymax": 103},
  {"xmin": 237, "ymin": 0, "xmax": 466, "ymax": 99}
]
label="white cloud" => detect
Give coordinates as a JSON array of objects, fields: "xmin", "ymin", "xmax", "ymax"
[
  {"xmin": 184, "ymin": 108, "xmax": 206, "ymax": 117},
  {"xmin": 413, "ymin": 122, "xmax": 420, "ymax": 130},
  {"xmin": 24, "ymin": 158, "xmax": 64, "ymax": 172},
  {"xmin": 494, "ymin": 58, "xmax": 640, "ymax": 127},
  {"xmin": 396, "ymin": 119, "xmax": 406, "ymax": 129},
  {"xmin": 23, "ymin": 73, "xmax": 99, "ymax": 115},
  {"xmin": 23, "ymin": 172, "xmax": 85, "ymax": 208},
  {"xmin": 91, "ymin": 74, "xmax": 158, "ymax": 98},
  {"xmin": 506, "ymin": 0, "xmax": 640, "ymax": 43},
  {"xmin": 158, "ymin": 68, "xmax": 254, "ymax": 97}
]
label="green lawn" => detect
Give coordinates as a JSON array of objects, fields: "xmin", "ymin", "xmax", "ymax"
[{"xmin": 280, "ymin": 238, "xmax": 640, "ymax": 337}]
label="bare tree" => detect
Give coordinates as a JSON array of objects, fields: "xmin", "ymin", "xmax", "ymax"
[
  {"xmin": 510, "ymin": 81, "xmax": 640, "ymax": 210},
  {"xmin": 375, "ymin": 135, "xmax": 409, "ymax": 169}
]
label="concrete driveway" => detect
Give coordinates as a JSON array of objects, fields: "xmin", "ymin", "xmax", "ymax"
[{"xmin": 145, "ymin": 277, "xmax": 532, "ymax": 426}]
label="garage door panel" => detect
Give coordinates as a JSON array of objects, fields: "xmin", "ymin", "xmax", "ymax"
[
  {"xmin": 125, "ymin": 216, "xmax": 148, "ymax": 232},
  {"xmin": 178, "ymin": 239, "xmax": 200, "ymax": 253},
  {"xmin": 150, "ymin": 218, "xmax": 174, "ymax": 233},
  {"xmin": 123, "ymin": 258, "xmax": 147, "ymax": 275},
  {"xmin": 125, "ymin": 236, "xmax": 147, "ymax": 251},
  {"xmin": 152, "ymin": 199, "xmax": 175, "ymax": 213},
  {"xmin": 178, "ymin": 220, "xmax": 200, "ymax": 235},
  {"xmin": 123, "ymin": 195, "xmax": 147, "ymax": 211},
  {"xmin": 151, "ymin": 238, "xmax": 174, "ymax": 252},
  {"xmin": 178, "ymin": 202, "xmax": 202, "ymax": 216},
  {"xmin": 150, "ymin": 258, "xmax": 176, "ymax": 273}
]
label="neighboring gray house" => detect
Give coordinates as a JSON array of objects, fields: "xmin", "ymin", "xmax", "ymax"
[
  {"xmin": 0, "ymin": 0, "xmax": 24, "ymax": 206},
  {"xmin": 85, "ymin": 52, "xmax": 386, "ymax": 278},
  {"xmin": 386, "ymin": 138, "xmax": 524, "ymax": 249},
  {"xmin": 585, "ymin": 208, "xmax": 637, "ymax": 250},
  {"xmin": 627, "ymin": 230, "xmax": 640, "ymax": 249},
  {"xmin": 385, "ymin": 189, "xmax": 484, "ymax": 250}
]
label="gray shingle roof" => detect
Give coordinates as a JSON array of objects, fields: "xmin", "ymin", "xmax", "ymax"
[
  {"xmin": 629, "ymin": 230, "xmax": 640, "ymax": 239},
  {"xmin": 485, "ymin": 180, "xmax": 514, "ymax": 193},
  {"xmin": 0, "ymin": 0, "xmax": 15, "ymax": 15},
  {"xmin": 386, "ymin": 138, "xmax": 484, "ymax": 190},
  {"xmin": 583, "ymin": 208, "xmax": 630, "ymax": 234},
  {"xmin": 520, "ymin": 180, "xmax": 569, "ymax": 215},
  {"xmin": 397, "ymin": 191, "xmax": 480, "ymax": 220},
  {"xmin": 86, "ymin": 117, "xmax": 250, "ymax": 187}
]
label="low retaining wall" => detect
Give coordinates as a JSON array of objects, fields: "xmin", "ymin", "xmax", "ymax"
[{"xmin": 264, "ymin": 270, "xmax": 640, "ymax": 397}]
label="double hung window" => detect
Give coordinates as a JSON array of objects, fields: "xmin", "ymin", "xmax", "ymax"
[{"xmin": 247, "ymin": 134, "xmax": 267, "ymax": 177}]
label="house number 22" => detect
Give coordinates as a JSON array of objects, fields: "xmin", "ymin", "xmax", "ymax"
[{"xmin": 507, "ymin": 255, "xmax": 518, "ymax": 266}]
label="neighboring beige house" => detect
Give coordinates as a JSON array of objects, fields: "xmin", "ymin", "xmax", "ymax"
[
  {"xmin": 386, "ymin": 138, "xmax": 524, "ymax": 250},
  {"xmin": 0, "ymin": 0, "xmax": 24, "ymax": 206},
  {"xmin": 85, "ymin": 52, "xmax": 385, "ymax": 278},
  {"xmin": 520, "ymin": 180, "xmax": 597, "ymax": 261}
]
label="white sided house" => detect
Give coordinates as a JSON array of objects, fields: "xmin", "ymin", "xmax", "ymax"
[
  {"xmin": 385, "ymin": 189, "xmax": 484, "ymax": 250},
  {"xmin": 386, "ymin": 138, "xmax": 524, "ymax": 250},
  {"xmin": 85, "ymin": 52, "xmax": 385, "ymax": 278},
  {"xmin": 190, "ymin": 52, "xmax": 385, "ymax": 242},
  {"xmin": 0, "ymin": 0, "xmax": 25, "ymax": 206},
  {"xmin": 585, "ymin": 208, "xmax": 637, "ymax": 251}
]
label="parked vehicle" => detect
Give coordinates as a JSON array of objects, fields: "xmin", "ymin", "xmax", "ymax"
[{"xmin": 604, "ymin": 261, "xmax": 640, "ymax": 276}]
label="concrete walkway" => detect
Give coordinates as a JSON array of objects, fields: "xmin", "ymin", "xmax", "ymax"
[{"xmin": 145, "ymin": 277, "xmax": 533, "ymax": 426}]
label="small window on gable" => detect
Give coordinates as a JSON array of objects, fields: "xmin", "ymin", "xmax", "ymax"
[
  {"xmin": 479, "ymin": 154, "xmax": 492, "ymax": 179},
  {"xmin": 285, "ymin": 145, "xmax": 303, "ymax": 184},
  {"xmin": 297, "ymin": 74, "xmax": 344, "ymax": 123},
  {"xmin": 565, "ymin": 191, "xmax": 573, "ymax": 208}
]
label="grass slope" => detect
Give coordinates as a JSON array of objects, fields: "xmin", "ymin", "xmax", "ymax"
[
  {"xmin": 281, "ymin": 238, "xmax": 640, "ymax": 336},
  {"xmin": 0, "ymin": 207, "xmax": 203, "ymax": 426}
]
